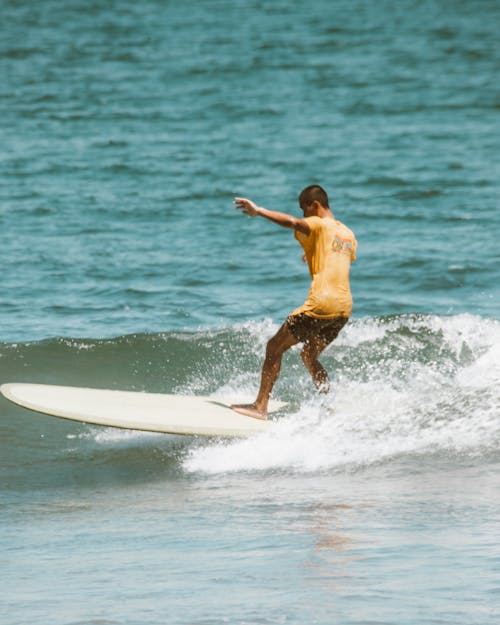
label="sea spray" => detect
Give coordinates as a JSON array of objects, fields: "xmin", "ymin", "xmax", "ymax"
[{"xmin": 184, "ymin": 314, "xmax": 500, "ymax": 474}]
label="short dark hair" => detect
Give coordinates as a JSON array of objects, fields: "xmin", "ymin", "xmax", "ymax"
[{"xmin": 298, "ymin": 185, "xmax": 329, "ymax": 209}]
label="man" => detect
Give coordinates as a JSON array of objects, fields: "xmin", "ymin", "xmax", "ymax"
[{"xmin": 231, "ymin": 185, "xmax": 357, "ymax": 420}]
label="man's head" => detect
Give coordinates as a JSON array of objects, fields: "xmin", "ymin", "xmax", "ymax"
[{"xmin": 298, "ymin": 185, "xmax": 330, "ymax": 215}]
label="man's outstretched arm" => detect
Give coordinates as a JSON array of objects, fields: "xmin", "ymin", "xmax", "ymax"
[{"xmin": 234, "ymin": 197, "xmax": 310, "ymax": 235}]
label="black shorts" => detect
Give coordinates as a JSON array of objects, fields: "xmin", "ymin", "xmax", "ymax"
[{"xmin": 286, "ymin": 313, "xmax": 348, "ymax": 345}]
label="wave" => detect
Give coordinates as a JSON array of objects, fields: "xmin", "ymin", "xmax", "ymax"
[
  {"xmin": 184, "ymin": 314, "xmax": 500, "ymax": 474},
  {"xmin": 1, "ymin": 314, "xmax": 499, "ymax": 475}
]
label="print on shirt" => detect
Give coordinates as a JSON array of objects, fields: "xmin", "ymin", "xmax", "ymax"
[{"xmin": 331, "ymin": 235, "xmax": 353, "ymax": 256}]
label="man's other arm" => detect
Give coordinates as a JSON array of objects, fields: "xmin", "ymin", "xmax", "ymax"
[{"xmin": 234, "ymin": 197, "xmax": 310, "ymax": 235}]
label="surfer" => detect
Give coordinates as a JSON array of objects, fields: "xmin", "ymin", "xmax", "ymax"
[{"xmin": 231, "ymin": 185, "xmax": 357, "ymax": 420}]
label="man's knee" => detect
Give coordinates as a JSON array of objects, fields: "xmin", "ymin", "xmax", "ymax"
[
  {"xmin": 301, "ymin": 340, "xmax": 327, "ymax": 367},
  {"xmin": 300, "ymin": 346, "xmax": 315, "ymax": 368},
  {"xmin": 266, "ymin": 334, "xmax": 284, "ymax": 358},
  {"xmin": 265, "ymin": 324, "xmax": 296, "ymax": 359}
]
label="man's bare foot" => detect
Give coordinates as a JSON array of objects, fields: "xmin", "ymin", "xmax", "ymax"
[
  {"xmin": 230, "ymin": 403, "xmax": 267, "ymax": 420},
  {"xmin": 317, "ymin": 382, "xmax": 330, "ymax": 395}
]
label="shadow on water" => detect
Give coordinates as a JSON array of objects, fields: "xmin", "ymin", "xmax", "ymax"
[{"xmin": 1, "ymin": 399, "xmax": 197, "ymax": 495}]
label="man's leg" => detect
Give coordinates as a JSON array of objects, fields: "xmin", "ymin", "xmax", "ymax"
[
  {"xmin": 301, "ymin": 316, "xmax": 348, "ymax": 393},
  {"xmin": 301, "ymin": 337, "xmax": 331, "ymax": 393},
  {"xmin": 231, "ymin": 322, "xmax": 299, "ymax": 419}
]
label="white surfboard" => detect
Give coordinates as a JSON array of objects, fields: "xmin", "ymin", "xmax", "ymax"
[{"xmin": 0, "ymin": 383, "xmax": 286, "ymax": 438}]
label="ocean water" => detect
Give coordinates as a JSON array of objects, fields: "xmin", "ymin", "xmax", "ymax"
[{"xmin": 1, "ymin": 0, "xmax": 499, "ymax": 623}]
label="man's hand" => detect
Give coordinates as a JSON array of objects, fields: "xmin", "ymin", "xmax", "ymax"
[{"xmin": 234, "ymin": 197, "xmax": 260, "ymax": 217}]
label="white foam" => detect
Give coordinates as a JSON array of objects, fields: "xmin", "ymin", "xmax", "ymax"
[
  {"xmin": 184, "ymin": 314, "xmax": 500, "ymax": 475},
  {"xmin": 76, "ymin": 427, "xmax": 165, "ymax": 445}
]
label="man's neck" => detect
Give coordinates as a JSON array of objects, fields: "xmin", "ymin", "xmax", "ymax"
[{"xmin": 317, "ymin": 207, "xmax": 335, "ymax": 219}]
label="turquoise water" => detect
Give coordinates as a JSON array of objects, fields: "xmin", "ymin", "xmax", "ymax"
[{"xmin": 1, "ymin": 0, "xmax": 500, "ymax": 623}]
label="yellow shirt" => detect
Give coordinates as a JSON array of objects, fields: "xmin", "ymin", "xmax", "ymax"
[{"xmin": 292, "ymin": 216, "xmax": 357, "ymax": 318}]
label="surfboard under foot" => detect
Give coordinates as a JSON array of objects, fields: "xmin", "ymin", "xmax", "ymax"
[{"xmin": 0, "ymin": 383, "xmax": 287, "ymax": 438}]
